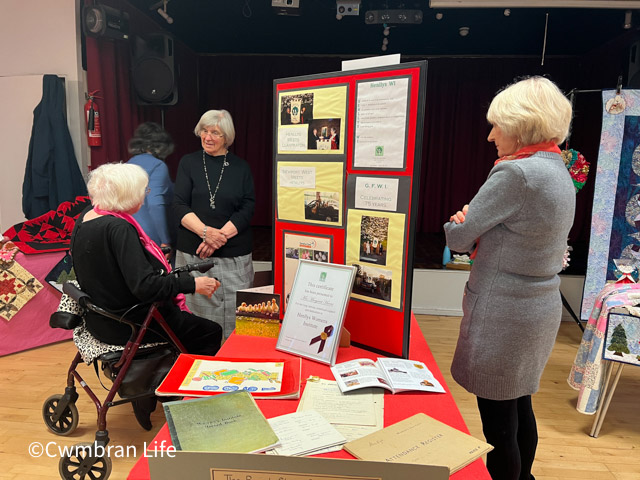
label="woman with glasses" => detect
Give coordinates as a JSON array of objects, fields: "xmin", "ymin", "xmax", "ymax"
[
  {"xmin": 126, "ymin": 122, "xmax": 175, "ymax": 259},
  {"xmin": 173, "ymin": 110, "xmax": 256, "ymax": 339}
]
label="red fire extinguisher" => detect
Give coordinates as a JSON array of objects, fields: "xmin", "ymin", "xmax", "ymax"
[{"xmin": 84, "ymin": 90, "xmax": 102, "ymax": 147}]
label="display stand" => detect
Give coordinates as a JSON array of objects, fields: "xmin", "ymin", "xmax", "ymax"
[{"xmin": 272, "ymin": 61, "xmax": 427, "ymax": 358}]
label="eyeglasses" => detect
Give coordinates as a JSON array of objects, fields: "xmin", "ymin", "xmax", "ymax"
[
  {"xmin": 201, "ymin": 129, "xmax": 224, "ymax": 138},
  {"xmin": 145, "ymin": 187, "xmax": 151, "ymax": 196}
]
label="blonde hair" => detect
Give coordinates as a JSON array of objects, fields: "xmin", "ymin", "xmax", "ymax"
[
  {"xmin": 87, "ymin": 163, "xmax": 148, "ymax": 212},
  {"xmin": 193, "ymin": 109, "xmax": 236, "ymax": 147},
  {"xmin": 487, "ymin": 76, "xmax": 572, "ymax": 146}
]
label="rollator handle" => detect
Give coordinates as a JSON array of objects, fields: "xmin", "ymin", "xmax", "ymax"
[{"xmin": 172, "ymin": 259, "xmax": 216, "ymax": 275}]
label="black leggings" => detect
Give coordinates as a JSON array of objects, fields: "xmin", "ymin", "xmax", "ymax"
[{"xmin": 476, "ymin": 395, "xmax": 537, "ymax": 480}]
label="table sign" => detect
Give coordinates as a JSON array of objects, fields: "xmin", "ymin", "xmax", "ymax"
[
  {"xmin": 276, "ymin": 260, "xmax": 356, "ymax": 365},
  {"xmin": 147, "ymin": 451, "xmax": 449, "ymax": 480}
]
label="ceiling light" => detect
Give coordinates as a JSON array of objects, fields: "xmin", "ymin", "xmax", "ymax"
[
  {"xmin": 459, "ymin": 26, "xmax": 470, "ymax": 36},
  {"xmin": 624, "ymin": 10, "xmax": 632, "ymax": 29}
]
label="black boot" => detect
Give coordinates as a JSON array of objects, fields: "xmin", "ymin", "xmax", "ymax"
[{"xmin": 131, "ymin": 396, "xmax": 157, "ymax": 431}]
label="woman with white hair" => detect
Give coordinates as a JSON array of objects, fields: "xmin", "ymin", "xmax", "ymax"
[
  {"xmin": 173, "ymin": 110, "xmax": 255, "ymax": 339},
  {"xmin": 444, "ymin": 77, "xmax": 575, "ymax": 479},
  {"xmin": 71, "ymin": 162, "xmax": 223, "ymax": 429}
]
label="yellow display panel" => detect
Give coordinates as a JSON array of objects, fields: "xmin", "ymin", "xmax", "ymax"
[
  {"xmin": 277, "ymin": 86, "xmax": 347, "ymax": 154},
  {"xmin": 277, "ymin": 162, "xmax": 344, "ymax": 226},
  {"xmin": 346, "ymin": 209, "xmax": 406, "ymax": 309}
]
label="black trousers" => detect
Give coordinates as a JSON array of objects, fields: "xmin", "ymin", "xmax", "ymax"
[{"xmin": 476, "ymin": 395, "xmax": 537, "ymax": 480}]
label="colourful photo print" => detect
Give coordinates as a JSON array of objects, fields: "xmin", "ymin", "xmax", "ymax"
[
  {"xmin": 283, "ymin": 233, "xmax": 332, "ymax": 311},
  {"xmin": 351, "ymin": 263, "xmax": 392, "ymax": 302},
  {"xmin": 308, "ymin": 118, "xmax": 342, "ymax": 151},
  {"xmin": 280, "ymin": 92, "xmax": 314, "ymax": 126},
  {"xmin": 359, "ymin": 215, "xmax": 389, "ymax": 266},
  {"xmin": 304, "ymin": 191, "xmax": 340, "ymax": 223}
]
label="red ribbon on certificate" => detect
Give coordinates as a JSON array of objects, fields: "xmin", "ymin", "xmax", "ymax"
[{"xmin": 309, "ymin": 325, "xmax": 334, "ymax": 353}]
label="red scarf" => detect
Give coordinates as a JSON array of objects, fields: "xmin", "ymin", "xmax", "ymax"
[
  {"xmin": 494, "ymin": 141, "xmax": 561, "ymax": 166},
  {"xmin": 93, "ymin": 205, "xmax": 189, "ymax": 312},
  {"xmin": 470, "ymin": 141, "xmax": 561, "ymax": 260}
]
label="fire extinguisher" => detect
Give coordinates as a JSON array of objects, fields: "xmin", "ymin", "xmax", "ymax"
[{"xmin": 84, "ymin": 90, "xmax": 102, "ymax": 147}]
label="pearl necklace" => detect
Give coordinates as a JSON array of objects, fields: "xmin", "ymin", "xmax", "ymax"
[{"xmin": 202, "ymin": 150, "xmax": 229, "ymax": 210}]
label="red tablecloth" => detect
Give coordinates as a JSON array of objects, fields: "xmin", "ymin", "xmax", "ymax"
[
  {"xmin": 128, "ymin": 315, "xmax": 490, "ymax": 479},
  {"xmin": 0, "ymin": 251, "xmax": 70, "ymax": 356}
]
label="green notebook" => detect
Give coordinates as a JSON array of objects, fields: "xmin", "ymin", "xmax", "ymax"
[{"xmin": 163, "ymin": 390, "xmax": 280, "ymax": 453}]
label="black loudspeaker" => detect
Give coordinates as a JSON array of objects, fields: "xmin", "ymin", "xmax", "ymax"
[
  {"xmin": 627, "ymin": 40, "xmax": 640, "ymax": 88},
  {"xmin": 131, "ymin": 34, "xmax": 178, "ymax": 105}
]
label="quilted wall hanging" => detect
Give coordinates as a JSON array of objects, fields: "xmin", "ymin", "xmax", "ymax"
[{"xmin": 582, "ymin": 89, "xmax": 640, "ymax": 320}]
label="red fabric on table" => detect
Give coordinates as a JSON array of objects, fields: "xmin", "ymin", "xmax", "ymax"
[
  {"xmin": 0, "ymin": 251, "xmax": 70, "ymax": 356},
  {"xmin": 128, "ymin": 315, "xmax": 490, "ymax": 479}
]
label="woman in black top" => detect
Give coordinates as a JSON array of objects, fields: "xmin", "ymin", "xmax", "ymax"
[{"xmin": 173, "ymin": 109, "xmax": 255, "ymax": 339}]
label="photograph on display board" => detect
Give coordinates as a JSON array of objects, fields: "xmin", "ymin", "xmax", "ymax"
[
  {"xmin": 277, "ymin": 86, "xmax": 347, "ymax": 155},
  {"xmin": 280, "ymin": 92, "xmax": 314, "ymax": 126},
  {"xmin": 308, "ymin": 119, "xmax": 341, "ymax": 151},
  {"xmin": 359, "ymin": 215, "xmax": 389, "ymax": 266},
  {"xmin": 346, "ymin": 209, "xmax": 406, "ymax": 309},
  {"xmin": 277, "ymin": 162, "xmax": 344, "ymax": 226},
  {"xmin": 283, "ymin": 232, "xmax": 332, "ymax": 311},
  {"xmin": 351, "ymin": 263, "xmax": 392, "ymax": 302},
  {"xmin": 304, "ymin": 191, "xmax": 340, "ymax": 223},
  {"xmin": 353, "ymin": 77, "xmax": 409, "ymax": 169}
]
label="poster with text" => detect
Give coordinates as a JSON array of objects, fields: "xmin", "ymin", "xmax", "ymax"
[
  {"xmin": 346, "ymin": 209, "xmax": 406, "ymax": 309},
  {"xmin": 277, "ymin": 162, "xmax": 344, "ymax": 225},
  {"xmin": 284, "ymin": 233, "xmax": 332, "ymax": 311},
  {"xmin": 278, "ymin": 86, "xmax": 347, "ymax": 155},
  {"xmin": 353, "ymin": 77, "xmax": 409, "ymax": 169}
]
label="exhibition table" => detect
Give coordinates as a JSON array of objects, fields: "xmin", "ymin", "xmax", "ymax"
[
  {"xmin": 127, "ymin": 315, "xmax": 490, "ymax": 479},
  {"xmin": 0, "ymin": 251, "xmax": 70, "ymax": 356}
]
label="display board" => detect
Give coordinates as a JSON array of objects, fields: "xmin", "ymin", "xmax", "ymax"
[{"xmin": 272, "ymin": 61, "xmax": 427, "ymax": 358}]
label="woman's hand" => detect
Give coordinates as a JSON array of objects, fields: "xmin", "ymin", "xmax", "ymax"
[
  {"xmin": 196, "ymin": 241, "xmax": 215, "ymax": 259},
  {"xmin": 203, "ymin": 227, "xmax": 228, "ymax": 249},
  {"xmin": 450, "ymin": 204, "xmax": 469, "ymax": 224},
  {"xmin": 194, "ymin": 276, "xmax": 220, "ymax": 298}
]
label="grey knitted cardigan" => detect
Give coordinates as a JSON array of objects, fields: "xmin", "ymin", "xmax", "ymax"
[{"xmin": 444, "ymin": 152, "xmax": 575, "ymax": 401}]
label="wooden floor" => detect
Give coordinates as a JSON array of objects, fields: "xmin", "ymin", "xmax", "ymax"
[{"xmin": 1, "ymin": 316, "xmax": 639, "ymax": 479}]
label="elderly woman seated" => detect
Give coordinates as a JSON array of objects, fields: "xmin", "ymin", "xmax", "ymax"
[{"xmin": 70, "ymin": 162, "xmax": 222, "ymax": 428}]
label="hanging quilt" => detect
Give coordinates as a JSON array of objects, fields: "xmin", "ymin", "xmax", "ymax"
[
  {"xmin": 582, "ymin": 90, "xmax": 640, "ymax": 320},
  {"xmin": 0, "ymin": 259, "xmax": 43, "ymax": 322},
  {"xmin": 3, "ymin": 196, "xmax": 90, "ymax": 254}
]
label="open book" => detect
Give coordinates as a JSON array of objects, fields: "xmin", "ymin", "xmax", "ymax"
[{"xmin": 330, "ymin": 357, "xmax": 445, "ymax": 394}]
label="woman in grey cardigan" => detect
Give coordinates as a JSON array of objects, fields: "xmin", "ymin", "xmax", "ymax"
[{"xmin": 444, "ymin": 77, "xmax": 575, "ymax": 480}]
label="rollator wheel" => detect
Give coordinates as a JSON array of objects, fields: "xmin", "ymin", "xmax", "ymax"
[
  {"xmin": 43, "ymin": 394, "xmax": 79, "ymax": 436},
  {"xmin": 58, "ymin": 442, "xmax": 112, "ymax": 480}
]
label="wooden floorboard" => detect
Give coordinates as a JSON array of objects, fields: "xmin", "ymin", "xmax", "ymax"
[{"xmin": 0, "ymin": 317, "xmax": 638, "ymax": 479}]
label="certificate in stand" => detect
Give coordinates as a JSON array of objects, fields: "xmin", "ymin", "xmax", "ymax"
[{"xmin": 276, "ymin": 260, "xmax": 356, "ymax": 366}]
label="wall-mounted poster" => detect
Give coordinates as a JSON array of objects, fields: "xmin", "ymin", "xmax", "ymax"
[
  {"xmin": 346, "ymin": 209, "xmax": 406, "ymax": 309},
  {"xmin": 277, "ymin": 162, "xmax": 344, "ymax": 226},
  {"xmin": 353, "ymin": 77, "xmax": 409, "ymax": 169},
  {"xmin": 283, "ymin": 232, "xmax": 332, "ymax": 310},
  {"xmin": 277, "ymin": 86, "xmax": 347, "ymax": 155}
]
